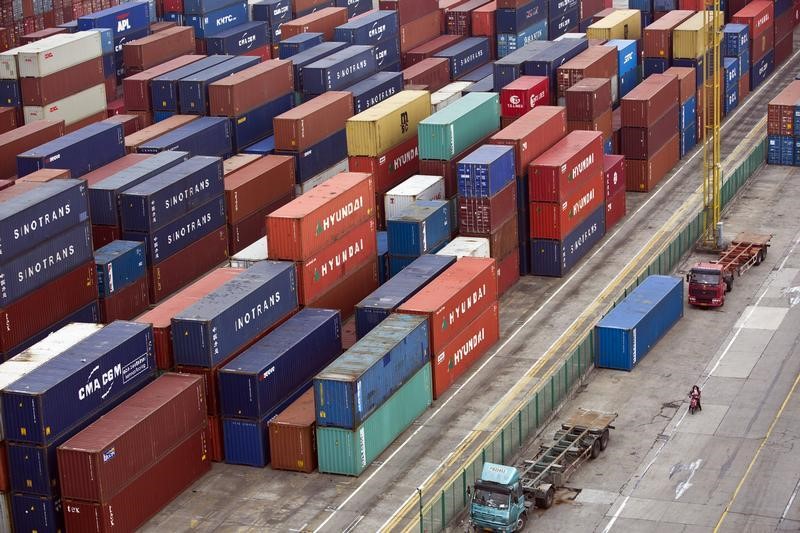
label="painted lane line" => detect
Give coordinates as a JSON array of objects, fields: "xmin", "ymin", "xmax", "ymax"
[{"xmin": 779, "ymin": 476, "xmax": 800, "ymax": 525}]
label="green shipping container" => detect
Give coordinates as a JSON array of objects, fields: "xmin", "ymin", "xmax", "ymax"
[
  {"xmin": 316, "ymin": 363, "xmax": 432, "ymax": 476},
  {"xmin": 417, "ymin": 92, "xmax": 501, "ymax": 161}
]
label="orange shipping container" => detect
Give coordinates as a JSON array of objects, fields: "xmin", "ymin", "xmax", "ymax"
[
  {"xmin": 273, "ymin": 91, "xmax": 353, "ymax": 151},
  {"xmin": 268, "ymin": 389, "xmax": 317, "ymax": 473},
  {"xmin": 432, "ymin": 301, "xmax": 499, "ymax": 399},
  {"xmin": 397, "ymin": 257, "xmax": 498, "ymax": 353},
  {"xmin": 304, "ymin": 260, "xmax": 379, "ymax": 319},
  {"xmin": 224, "ymin": 155, "xmax": 295, "ymax": 224},
  {"xmin": 280, "ymin": 7, "xmax": 348, "ymax": 40},
  {"xmin": 266, "ymin": 172, "xmax": 375, "ymax": 261}
]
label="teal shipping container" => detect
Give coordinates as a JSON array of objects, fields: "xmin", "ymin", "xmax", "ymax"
[{"xmin": 417, "ymin": 92, "xmax": 501, "ymax": 161}]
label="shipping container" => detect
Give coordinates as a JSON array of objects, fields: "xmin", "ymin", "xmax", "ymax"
[
  {"xmin": 227, "ymin": 193, "xmax": 292, "ymax": 255},
  {"xmin": 673, "ymin": 11, "xmax": 723, "ymax": 60},
  {"xmin": 384, "ymin": 175, "xmax": 446, "ymax": 220},
  {"xmin": 304, "ymin": 258, "xmax": 379, "ymax": 319},
  {"xmin": 399, "ymin": 10, "xmax": 442, "ymax": 52},
  {"xmin": 171, "ymin": 261, "xmax": 299, "ymax": 367},
  {"xmin": 620, "ymin": 73, "xmax": 679, "ymax": 127},
  {"xmin": 721, "ymin": 22, "xmax": 749, "ymax": 57},
  {"xmin": 603, "ymin": 153, "xmax": 625, "ymax": 198},
  {"xmin": 231, "ymin": 94, "xmax": 294, "ymax": 152},
  {"xmin": 316, "ymin": 362, "xmax": 431, "ymax": 475},
  {"xmin": 224, "ymin": 154, "xmax": 294, "ymax": 223},
  {"xmin": 302, "ymin": 45, "xmax": 378, "ymax": 94},
  {"xmin": 346, "ymin": 71, "xmax": 405, "ymax": 114},
  {"xmin": 662, "ymin": 66, "xmax": 696, "ymax": 104},
  {"xmin": 19, "ymin": 56, "xmax": 104, "ymax": 107},
  {"xmin": 418, "ymin": 92, "xmax": 500, "ymax": 160},
  {"xmin": 620, "ymin": 103, "xmax": 678, "ymax": 159},
  {"xmin": 750, "ymin": 50, "xmax": 774, "ymax": 90},
  {"xmin": 205, "ymin": 21, "xmax": 269, "ymax": 57},
  {"xmin": 274, "ymin": 91, "xmax": 353, "ymax": 150},
  {"xmin": 94, "ymin": 240, "xmax": 146, "ymax": 297},
  {"xmin": 348, "ymin": 135, "xmax": 420, "ymax": 195},
  {"xmin": 126, "ymin": 116, "xmax": 200, "ymax": 153},
  {"xmin": 209, "ymin": 59, "xmax": 293, "ymax": 117},
  {"xmin": 402, "ymin": 57, "xmax": 451, "ymax": 91},
  {"xmin": 625, "ymin": 132, "xmax": 679, "ymax": 191},
  {"xmin": 334, "ymin": 10, "xmax": 399, "ymax": 45},
  {"xmin": 380, "ymin": 0, "xmax": 438, "ymax": 25},
  {"xmin": 529, "ymin": 168, "xmax": 603, "ymax": 239},
  {"xmin": 16, "ymin": 31, "xmax": 103, "ymax": 78},
  {"xmin": 123, "ymin": 27, "xmax": 196, "ymax": 72},
  {"xmin": 281, "ymin": 7, "xmax": 349, "ymax": 40},
  {"xmin": 642, "ymin": 10, "xmax": 693, "ymax": 59},
  {"xmin": 586, "ymin": 9, "xmax": 641, "ymax": 40},
  {"xmin": 279, "ymin": 33, "xmax": 325, "ymax": 58},
  {"xmin": 497, "ymin": 20, "xmax": 549, "ymax": 57},
  {"xmin": 0, "ymin": 120, "xmax": 65, "ymax": 180},
  {"xmin": 565, "ymin": 77, "xmax": 611, "ymax": 121},
  {"xmin": 251, "ymin": 0, "xmax": 292, "ymax": 27},
  {"xmin": 529, "ymin": 202, "xmax": 604, "ymax": 276},
  {"xmin": 11, "ymin": 493, "xmax": 63, "ymax": 533},
  {"xmin": 185, "ymin": 2, "xmax": 249, "ymax": 39},
  {"xmin": 23, "ymin": 83, "xmax": 107, "ymax": 127},
  {"xmin": 434, "ymin": 37, "xmax": 490, "ymax": 79},
  {"xmin": 289, "ymin": 42, "xmax": 350, "ymax": 90},
  {"xmin": 387, "ymin": 200, "xmax": 450, "ymax": 256},
  {"xmin": 436, "ymin": 236, "xmax": 490, "ymax": 258},
  {"xmin": 314, "ymin": 313, "xmax": 429, "ymax": 429},
  {"xmin": 605, "ymin": 186, "xmax": 626, "ymax": 229},
  {"xmin": 523, "ymin": 38, "xmax": 588, "ymax": 88},
  {"xmin": 178, "ymin": 56, "xmax": 260, "ymax": 114},
  {"xmin": 149, "ymin": 55, "xmax": 234, "ymax": 113},
  {"xmin": 403, "ymin": 34, "xmax": 465, "ymax": 66},
  {"xmin": 488, "ymin": 105, "xmax": 567, "ymax": 176},
  {"xmin": 528, "ymin": 129, "xmax": 602, "ymax": 203},
  {"xmin": 500, "ymin": 75, "xmax": 550, "ymax": 117},
  {"xmin": 595, "ymin": 275, "xmax": 683, "ymax": 370},
  {"xmin": 556, "ymin": 45, "xmax": 617, "ymax": 99},
  {"xmin": 457, "ymin": 144, "xmax": 515, "ymax": 198},
  {"xmin": 98, "ymin": 275, "xmax": 150, "ymax": 323},
  {"xmin": 78, "ymin": 2, "xmax": 150, "ymax": 39},
  {"xmin": 137, "ymin": 116, "xmax": 233, "ymax": 159},
  {"xmin": 267, "ymin": 388, "xmax": 316, "ymax": 472},
  {"xmin": 495, "ymin": 0, "xmax": 545, "ymax": 34},
  {"xmin": 123, "ymin": 55, "xmax": 205, "ymax": 111},
  {"xmin": 275, "ymin": 129, "xmax": 349, "ymax": 183},
  {"xmin": 346, "ymin": 90, "xmax": 430, "ymax": 157}
]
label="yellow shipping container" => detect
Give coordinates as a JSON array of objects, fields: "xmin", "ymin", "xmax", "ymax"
[
  {"xmin": 346, "ymin": 90, "xmax": 432, "ymax": 157},
  {"xmin": 672, "ymin": 11, "xmax": 724, "ymax": 59},
  {"xmin": 586, "ymin": 9, "xmax": 642, "ymax": 41}
]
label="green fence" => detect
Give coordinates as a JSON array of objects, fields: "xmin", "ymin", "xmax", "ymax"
[{"xmin": 412, "ymin": 136, "xmax": 767, "ymax": 532}]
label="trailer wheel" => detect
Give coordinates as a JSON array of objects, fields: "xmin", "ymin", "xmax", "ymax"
[
  {"xmin": 599, "ymin": 429, "xmax": 610, "ymax": 451},
  {"xmin": 535, "ymin": 488, "xmax": 555, "ymax": 509},
  {"xmin": 590, "ymin": 439, "xmax": 601, "ymax": 459},
  {"xmin": 515, "ymin": 512, "xmax": 527, "ymax": 531}
]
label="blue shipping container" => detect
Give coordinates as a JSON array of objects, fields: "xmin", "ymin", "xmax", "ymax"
[
  {"xmin": 185, "ymin": 2, "xmax": 248, "ymax": 38},
  {"xmin": 496, "ymin": 0, "xmax": 546, "ymax": 34},
  {"xmin": 794, "ymin": 138, "xmax": 800, "ymax": 166},
  {"xmin": 680, "ymin": 124, "xmax": 697, "ymax": 157},
  {"xmin": 96, "ymin": 28, "xmax": 114, "ymax": 55},
  {"xmin": 523, "ymin": 36, "xmax": 587, "ymax": 80},
  {"xmin": 604, "ymin": 39, "xmax": 637, "ymax": 75},
  {"xmin": 377, "ymin": 230, "xmax": 389, "ymax": 283},
  {"xmin": 0, "ymin": 80, "xmax": 20, "ymax": 106},
  {"xmin": 723, "ymin": 56, "xmax": 738, "ymax": 86},
  {"xmin": 735, "ymin": 50, "xmax": 750, "ymax": 79},
  {"xmin": 295, "ymin": 0, "xmax": 335, "ymax": 17},
  {"xmin": 492, "ymin": 41, "xmax": 555, "ymax": 90},
  {"xmin": 179, "ymin": 55, "xmax": 260, "ymax": 114},
  {"xmin": 171, "ymin": 261, "xmax": 299, "ymax": 368},
  {"xmin": 548, "ymin": 0, "xmax": 578, "ymax": 18},
  {"xmin": 0, "ymin": 222, "xmax": 93, "ymax": 307},
  {"xmin": 335, "ymin": 0, "xmax": 371, "ymax": 17},
  {"xmin": 595, "ymin": 275, "xmax": 683, "ymax": 371},
  {"xmin": 643, "ymin": 57, "xmax": 668, "ymax": 77},
  {"xmin": 205, "ymin": 21, "xmax": 269, "ymax": 56},
  {"xmin": 435, "ymin": 37, "xmax": 490, "ymax": 79},
  {"xmin": 387, "ymin": 200, "xmax": 450, "ymax": 256},
  {"xmin": 346, "ymin": 71, "xmax": 404, "ymax": 113},
  {"xmin": 724, "ymin": 87, "xmax": 738, "ymax": 116},
  {"xmin": 374, "ymin": 35, "xmax": 401, "ymax": 70},
  {"xmin": 242, "ymin": 135, "xmax": 275, "ymax": 155},
  {"xmin": 618, "ymin": 68, "xmax": 637, "ymax": 98},
  {"xmin": 290, "ymin": 42, "xmax": 350, "ymax": 90},
  {"xmin": 497, "ymin": 20, "xmax": 548, "ymax": 58},
  {"xmin": 16, "ymin": 122, "xmax": 125, "ymax": 179},
  {"xmin": 232, "ymin": 93, "xmax": 294, "ymax": 151},
  {"xmin": 183, "ymin": 0, "xmax": 240, "ymax": 15},
  {"xmin": 334, "ymin": 10, "xmax": 398, "ymax": 45},
  {"xmin": 673, "ymin": 56, "xmax": 704, "ymax": 88},
  {"xmin": 460, "ymin": 62, "xmax": 494, "ymax": 82},
  {"xmin": 219, "ymin": 308, "xmax": 342, "ymax": 419},
  {"xmin": 150, "ymin": 55, "xmax": 234, "ymax": 112},
  {"xmin": 653, "ymin": 0, "xmax": 675, "ymax": 10},
  {"xmin": 122, "ymin": 196, "xmax": 226, "ymax": 265},
  {"xmin": 251, "ymin": 0, "xmax": 291, "ymax": 28},
  {"xmin": 722, "ymin": 23, "xmax": 749, "ymax": 57},
  {"xmin": 750, "ymin": 50, "xmax": 774, "ymax": 91},
  {"xmin": 88, "ymin": 151, "xmax": 189, "ymax": 227},
  {"xmin": 0, "ymin": 179, "xmax": 88, "ymax": 261},
  {"xmin": 457, "ymin": 144, "xmax": 515, "ymax": 198},
  {"xmin": 275, "ymin": 129, "xmax": 347, "ymax": 183},
  {"xmin": 530, "ymin": 204, "xmax": 605, "ymax": 277},
  {"xmin": 776, "ymin": 0, "xmax": 792, "ymax": 16},
  {"xmin": 1, "ymin": 321, "xmax": 156, "ymax": 445},
  {"xmin": 279, "ymin": 32, "xmax": 323, "ymax": 58},
  {"xmin": 680, "ymin": 95, "xmax": 696, "ymax": 131},
  {"xmin": 302, "ymin": 45, "xmax": 378, "ymax": 94},
  {"xmin": 548, "ymin": 8, "xmax": 579, "ymax": 41},
  {"xmin": 77, "ymin": 1, "xmax": 150, "ymax": 39},
  {"xmin": 94, "ymin": 240, "xmax": 146, "ymax": 296},
  {"xmin": 516, "ymin": 176, "xmax": 531, "ymax": 275},
  {"xmin": 463, "ymin": 75, "xmax": 494, "ymax": 93},
  {"xmin": 628, "ymin": 0, "xmax": 651, "ymax": 11},
  {"xmin": 118, "ymin": 156, "xmax": 224, "ymax": 233},
  {"xmin": 137, "ymin": 116, "xmax": 233, "ymax": 159},
  {"xmin": 314, "ymin": 313, "xmax": 429, "ymax": 429},
  {"xmin": 355, "ymin": 254, "xmax": 455, "ymax": 339},
  {"xmin": 768, "ymin": 135, "xmax": 782, "ymax": 165},
  {"xmin": 11, "ymin": 493, "xmax": 62, "ymax": 533}
]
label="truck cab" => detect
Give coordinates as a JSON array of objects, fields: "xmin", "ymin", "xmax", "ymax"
[
  {"xmin": 469, "ymin": 463, "xmax": 528, "ymax": 532},
  {"xmin": 687, "ymin": 262, "xmax": 731, "ymax": 307}
]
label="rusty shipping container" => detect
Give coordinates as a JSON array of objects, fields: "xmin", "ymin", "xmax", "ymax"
[
  {"xmin": 209, "ymin": 60, "xmax": 294, "ymax": 117},
  {"xmin": 225, "ymin": 154, "xmax": 295, "ymax": 224},
  {"xmin": 620, "ymin": 103, "xmax": 678, "ymax": 159},
  {"xmin": 123, "ymin": 27, "xmax": 196, "ymax": 72},
  {"xmin": 123, "ymin": 55, "xmax": 205, "ymax": 111},
  {"xmin": 402, "ymin": 58, "xmax": 450, "ymax": 92},
  {"xmin": 268, "ymin": 389, "xmax": 317, "ymax": 473},
  {"xmin": 625, "ymin": 133, "xmax": 679, "ymax": 191},
  {"xmin": 620, "ymin": 74, "xmax": 679, "ymax": 127},
  {"xmin": 273, "ymin": 91, "xmax": 353, "ymax": 151},
  {"xmin": 565, "ymin": 77, "xmax": 612, "ymax": 121},
  {"xmin": 489, "ymin": 106, "xmax": 567, "ymax": 177},
  {"xmin": 0, "ymin": 120, "xmax": 64, "ymax": 180},
  {"xmin": 528, "ymin": 130, "xmax": 603, "ymax": 203}
]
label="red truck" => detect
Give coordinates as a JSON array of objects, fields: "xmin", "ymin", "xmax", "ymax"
[{"xmin": 686, "ymin": 232, "xmax": 772, "ymax": 307}]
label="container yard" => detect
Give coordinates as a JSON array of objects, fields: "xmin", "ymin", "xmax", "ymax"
[{"xmin": 0, "ymin": 0, "xmax": 796, "ymax": 530}]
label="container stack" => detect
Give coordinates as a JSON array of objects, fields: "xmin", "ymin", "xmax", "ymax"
[
  {"xmin": 773, "ymin": 0, "xmax": 794, "ymax": 66},
  {"xmin": 549, "ymin": 0, "xmax": 581, "ymax": 39},
  {"xmin": 495, "ymin": 0, "xmax": 548, "ymax": 57},
  {"xmin": 266, "ymin": 172, "xmax": 379, "ymax": 317},
  {"xmin": 314, "ymin": 313, "xmax": 433, "ymax": 475},
  {"xmin": 172, "ymin": 262, "xmax": 300, "ymax": 461},
  {"xmin": 641, "ymin": 10, "xmax": 693, "ymax": 77},
  {"xmin": 529, "ymin": 130, "xmax": 605, "ymax": 276},
  {"xmin": 203, "ymin": 21, "xmax": 272, "ymax": 61},
  {"xmin": 499, "ymin": 75, "xmax": 549, "ymax": 122},
  {"xmin": 722, "ymin": 56, "xmax": 739, "ymax": 117},
  {"xmin": 281, "ymin": 7, "xmax": 349, "ymax": 45},
  {"xmin": 602, "ymin": 153, "xmax": 626, "ymax": 231},
  {"xmin": 94, "ymin": 240, "xmax": 149, "ymax": 323},
  {"xmin": 471, "ymin": 2, "xmax": 498, "ymax": 57},
  {"xmin": 3, "ymin": 321, "xmax": 156, "ymax": 532},
  {"xmin": 397, "ymin": 257, "xmax": 499, "ymax": 398},
  {"xmin": 663, "ymin": 66, "xmax": 697, "ymax": 157},
  {"xmin": 767, "ymin": 79, "xmax": 800, "ymax": 165},
  {"xmin": 122, "ymin": 26, "xmax": 197, "ymax": 76},
  {"xmin": 522, "ymin": 38, "xmax": 587, "ymax": 99},
  {"xmin": 435, "ymin": 36, "xmax": 492, "ymax": 81},
  {"xmin": 604, "ymin": 39, "xmax": 638, "ymax": 100},
  {"xmin": 386, "ymin": 199, "xmax": 451, "ymax": 275},
  {"xmin": 166, "ymin": 0, "xmax": 250, "ymax": 43},
  {"xmin": 347, "ymin": 90, "xmax": 430, "ymax": 227},
  {"xmin": 672, "ymin": 11, "xmax": 718, "ymax": 100},
  {"xmin": 620, "ymin": 73, "xmax": 679, "ymax": 192},
  {"xmin": 586, "ymin": 9, "xmax": 643, "ymax": 42},
  {"xmin": 731, "ymin": 1, "xmax": 773, "ymax": 91},
  {"xmin": 457, "ymin": 145, "xmax": 520, "ymax": 294},
  {"xmin": 250, "ymin": 0, "xmax": 292, "ymax": 58},
  {"xmin": 219, "ymin": 309, "xmax": 342, "ymax": 468},
  {"xmin": 721, "ymin": 24, "xmax": 750, "ymax": 101},
  {"xmin": 57, "ymin": 374, "xmax": 211, "ymax": 532},
  {"xmin": 565, "ymin": 77, "xmax": 613, "ymax": 152},
  {"xmin": 335, "ymin": 10, "xmax": 401, "ymax": 72},
  {"xmin": 390, "ymin": 0, "xmax": 440, "ymax": 66},
  {"xmin": 384, "ymin": 174, "xmax": 446, "ymax": 225},
  {"xmin": 556, "ymin": 45, "xmax": 617, "ymax": 107}
]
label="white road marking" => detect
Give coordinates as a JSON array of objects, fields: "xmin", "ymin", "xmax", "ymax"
[
  {"xmin": 779, "ymin": 476, "xmax": 800, "ymax": 524},
  {"xmin": 674, "ymin": 459, "xmax": 703, "ymax": 500}
]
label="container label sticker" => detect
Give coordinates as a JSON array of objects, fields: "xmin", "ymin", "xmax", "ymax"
[
  {"xmin": 356, "ymin": 380, "xmax": 363, "ymax": 414},
  {"xmin": 107, "ymin": 263, "xmax": 114, "ymax": 293},
  {"xmin": 632, "ymin": 328, "xmax": 638, "ymax": 365},
  {"xmin": 103, "ymin": 447, "xmax": 116, "ymax": 462},
  {"xmin": 359, "ymin": 426, "xmax": 367, "ymax": 467},
  {"xmin": 122, "ymin": 354, "xmax": 150, "ymax": 384}
]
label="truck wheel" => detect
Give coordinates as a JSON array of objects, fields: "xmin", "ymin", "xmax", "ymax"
[
  {"xmin": 590, "ymin": 439, "xmax": 601, "ymax": 459},
  {"xmin": 600, "ymin": 429, "xmax": 610, "ymax": 451},
  {"xmin": 535, "ymin": 488, "xmax": 555, "ymax": 509},
  {"xmin": 725, "ymin": 278, "xmax": 733, "ymax": 293},
  {"xmin": 515, "ymin": 512, "xmax": 527, "ymax": 531}
]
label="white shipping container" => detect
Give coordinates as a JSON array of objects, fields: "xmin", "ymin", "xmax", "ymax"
[
  {"xmin": 0, "ymin": 323, "xmax": 102, "ymax": 441},
  {"xmin": 294, "ymin": 159, "xmax": 348, "ymax": 196},
  {"xmin": 384, "ymin": 174, "xmax": 446, "ymax": 220},
  {"xmin": 435, "ymin": 236, "xmax": 490, "ymax": 259},
  {"xmin": 555, "ymin": 33, "xmax": 587, "ymax": 41},
  {"xmin": 439, "ymin": 81, "xmax": 473, "ymax": 94},
  {"xmin": 17, "ymin": 31, "xmax": 103, "ymax": 78},
  {"xmin": 431, "ymin": 90, "xmax": 462, "ymax": 112},
  {"xmin": 0, "ymin": 34, "xmax": 75, "ymax": 79},
  {"xmin": 24, "ymin": 84, "xmax": 107, "ymax": 126},
  {"xmin": 230, "ymin": 236, "xmax": 268, "ymax": 268}
]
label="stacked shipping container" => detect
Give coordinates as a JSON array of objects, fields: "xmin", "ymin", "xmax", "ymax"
[
  {"xmin": 767, "ymin": 79, "xmax": 800, "ymax": 165},
  {"xmin": 94, "ymin": 240, "xmax": 149, "ymax": 322}
]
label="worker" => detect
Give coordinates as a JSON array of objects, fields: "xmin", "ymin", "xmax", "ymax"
[{"xmin": 690, "ymin": 385, "xmax": 702, "ymax": 411}]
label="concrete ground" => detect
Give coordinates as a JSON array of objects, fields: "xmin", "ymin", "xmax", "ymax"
[
  {"xmin": 143, "ymin": 25, "xmax": 800, "ymax": 533},
  {"xmin": 489, "ymin": 161, "xmax": 800, "ymax": 533}
]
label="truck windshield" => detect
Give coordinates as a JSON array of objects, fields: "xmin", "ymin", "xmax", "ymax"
[
  {"xmin": 690, "ymin": 271, "xmax": 719, "ymax": 285},
  {"xmin": 473, "ymin": 488, "xmax": 510, "ymax": 510}
]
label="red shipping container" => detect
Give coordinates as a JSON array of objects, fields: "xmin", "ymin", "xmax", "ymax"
[
  {"xmin": 64, "ymin": 110, "xmax": 107, "ymax": 134},
  {"xmin": 397, "ymin": 257, "xmax": 497, "ymax": 352},
  {"xmin": 57, "ymin": 374, "xmax": 206, "ymax": 502},
  {"xmin": 438, "ymin": 0, "xmax": 470, "ymax": 32},
  {"xmin": 0, "ymin": 107, "xmax": 16, "ymax": 135},
  {"xmin": 528, "ymin": 130, "xmax": 603, "ymax": 203},
  {"xmin": 471, "ymin": 1, "xmax": 496, "ymax": 38},
  {"xmin": 662, "ymin": 66, "xmax": 696, "ymax": 104},
  {"xmin": 603, "ymin": 153, "xmax": 625, "ymax": 198},
  {"xmin": 500, "ymin": 75, "xmax": 549, "ymax": 117},
  {"xmin": 399, "ymin": 10, "xmax": 441, "ymax": 52},
  {"xmin": 148, "ymin": 227, "xmax": 229, "ymax": 304},
  {"xmin": 775, "ymin": 9, "xmax": 794, "ymax": 40},
  {"xmin": 419, "ymin": 137, "xmax": 486, "ymax": 196},
  {"xmin": 80, "ymin": 153, "xmax": 152, "ymax": 186},
  {"xmin": 775, "ymin": 33, "xmax": 792, "ymax": 65},
  {"xmin": 268, "ymin": 389, "xmax": 317, "ymax": 473},
  {"xmin": 122, "ymin": 55, "xmax": 205, "ymax": 111},
  {"xmin": 162, "ymin": 0, "xmax": 181, "ymax": 11},
  {"xmin": 293, "ymin": 0, "xmax": 339, "ymax": 16},
  {"xmin": 225, "ymin": 155, "xmax": 295, "ymax": 223},
  {"xmin": 620, "ymin": 103, "xmax": 678, "ymax": 159},
  {"xmin": 297, "ymin": 218, "xmax": 377, "ymax": 304},
  {"xmin": 621, "ymin": 74, "xmax": 678, "ymax": 127},
  {"xmin": 565, "ymin": 77, "xmax": 611, "ymax": 121},
  {"xmin": 625, "ymin": 133, "xmax": 679, "ymax": 192},
  {"xmin": 281, "ymin": 7, "xmax": 348, "ymax": 40},
  {"xmin": 150, "ymin": 21, "xmax": 177, "ymax": 32},
  {"xmin": 227, "ymin": 193, "xmax": 293, "ymax": 255},
  {"xmin": 273, "ymin": 91, "xmax": 353, "ymax": 151},
  {"xmin": 122, "ymin": 26, "xmax": 196, "ymax": 72},
  {"xmin": 348, "ymin": 135, "xmax": 420, "ymax": 195},
  {"xmin": 403, "ymin": 57, "xmax": 450, "ymax": 91},
  {"xmin": 99, "ymin": 275, "xmax": 150, "ymax": 323},
  {"xmin": 403, "ymin": 34, "xmax": 464, "ymax": 66},
  {"xmin": 605, "ymin": 187, "xmax": 626, "ymax": 230},
  {"xmin": 529, "ymin": 168, "xmax": 603, "ymax": 239},
  {"xmin": 0, "ymin": 441, "xmax": 8, "ymax": 492},
  {"xmin": 104, "ymin": 114, "xmax": 141, "ymax": 136},
  {"xmin": 458, "ymin": 180, "xmax": 516, "ymax": 234},
  {"xmin": 304, "ymin": 259, "xmax": 379, "ymax": 319},
  {"xmin": 128, "ymin": 110, "xmax": 154, "ymax": 128},
  {"xmin": 732, "ymin": 1, "xmax": 773, "ymax": 40},
  {"xmin": 207, "ymin": 415, "xmax": 224, "ymax": 461},
  {"xmin": 489, "ymin": 106, "xmax": 567, "ymax": 178},
  {"xmin": 92, "ymin": 225, "xmax": 120, "ymax": 250},
  {"xmin": 137, "ymin": 267, "xmax": 243, "ymax": 370},
  {"xmin": 209, "ymin": 60, "xmax": 293, "ymax": 117},
  {"xmin": 580, "ymin": 0, "xmax": 605, "ymax": 18},
  {"xmin": 567, "ymin": 108, "xmax": 612, "ymax": 140},
  {"xmin": 739, "ymin": 73, "xmax": 750, "ymax": 100},
  {"xmin": 446, "ymin": 0, "xmax": 491, "ymax": 35},
  {"xmin": 380, "ymin": 0, "xmax": 438, "ymax": 25},
  {"xmin": 242, "ymin": 44, "xmax": 271, "ymax": 61},
  {"xmin": 266, "ymin": 172, "xmax": 375, "ymax": 261},
  {"xmin": 497, "ymin": 247, "xmax": 519, "ymax": 295},
  {"xmin": 642, "ymin": 10, "xmax": 694, "ymax": 59},
  {"xmin": 497, "ymin": 0, "xmax": 525, "ymax": 8},
  {"xmin": 62, "ymin": 427, "xmax": 211, "ymax": 532},
  {"xmin": 431, "ymin": 301, "xmax": 499, "ymax": 398},
  {"xmin": 591, "ymin": 7, "xmax": 615, "ymax": 22},
  {"xmin": 556, "ymin": 46, "xmax": 617, "ymax": 99},
  {"xmin": 463, "ymin": 211, "xmax": 518, "ymax": 259},
  {"xmin": 20, "ymin": 26, "xmax": 67, "ymax": 44}
]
